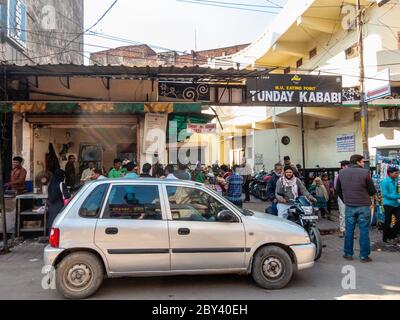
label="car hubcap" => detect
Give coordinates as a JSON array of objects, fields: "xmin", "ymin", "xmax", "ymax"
[
  {"xmin": 66, "ymin": 264, "xmax": 92, "ymax": 290},
  {"xmin": 262, "ymin": 256, "xmax": 283, "ymax": 280}
]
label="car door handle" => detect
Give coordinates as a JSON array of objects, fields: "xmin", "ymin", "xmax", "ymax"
[
  {"xmin": 178, "ymin": 228, "xmax": 190, "ymax": 235},
  {"xmin": 105, "ymin": 227, "xmax": 119, "ymax": 235}
]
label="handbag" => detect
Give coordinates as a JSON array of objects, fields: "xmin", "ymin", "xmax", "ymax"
[{"xmin": 60, "ymin": 182, "xmax": 70, "ymax": 206}]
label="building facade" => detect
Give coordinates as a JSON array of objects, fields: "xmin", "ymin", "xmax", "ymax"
[
  {"xmin": 0, "ymin": 0, "xmax": 84, "ymax": 65},
  {"xmin": 208, "ymin": 0, "xmax": 400, "ymax": 170},
  {"xmin": 90, "ymin": 43, "xmax": 249, "ymax": 67}
]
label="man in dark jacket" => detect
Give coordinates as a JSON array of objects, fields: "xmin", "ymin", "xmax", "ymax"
[
  {"xmin": 265, "ymin": 163, "xmax": 283, "ymax": 215},
  {"xmin": 336, "ymin": 154, "xmax": 376, "ymax": 263}
]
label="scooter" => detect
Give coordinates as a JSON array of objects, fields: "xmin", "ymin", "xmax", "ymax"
[{"xmin": 287, "ymin": 196, "xmax": 322, "ymax": 261}]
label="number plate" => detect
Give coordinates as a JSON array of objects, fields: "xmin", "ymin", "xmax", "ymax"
[{"xmin": 301, "ymin": 215, "xmax": 319, "ymax": 220}]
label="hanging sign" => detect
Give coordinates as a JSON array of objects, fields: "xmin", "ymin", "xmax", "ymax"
[
  {"xmin": 247, "ymin": 74, "xmax": 342, "ymax": 105},
  {"xmin": 187, "ymin": 123, "xmax": 216, "ymax": 134},
  {"xmin": 365, "ymin": 69, "xmax": 391, "ymax": 102}
]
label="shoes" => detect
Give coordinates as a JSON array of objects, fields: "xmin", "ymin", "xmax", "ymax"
[
  {"xmin": 360, "ymin": 257, "xmax": 372, "ymax": 263},
  {"xmin": 343, "ymin": 255, "xmax": 353, "ymax": 261},
  {"xmin": 339, "ymin": 231, "xmax": 345, "ymax": 238}
]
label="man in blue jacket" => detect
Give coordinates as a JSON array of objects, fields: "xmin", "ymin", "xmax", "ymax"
[{"xmin": 380, "ymin": 166, "xmax": 400, "ymax": 244}]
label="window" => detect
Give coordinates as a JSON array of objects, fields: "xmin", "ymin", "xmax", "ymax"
[
  {"xmin": 296, "ymin": 58, "xmax": 303, "ymax": 68},
  {"xmin": 345, "ymin": 43, "xmax": 359, "ymax": 60},
  {"xmin": 166, "ymin": 186, "xmax": 236, "ymax": 222},
  {"xmin": 79, "ymin": 184, "xmax": 109, "ymax": 218},
  {"xmin": 309, "ymin": 48, "xmax": 317, "ymax": 59},
  {"xmin": 103, "ymin": 185, "xmax": 162, "ymax": 220},
  {"xmin": 7, "ymin": 0, "xmax": 27, "ymax": 46}
]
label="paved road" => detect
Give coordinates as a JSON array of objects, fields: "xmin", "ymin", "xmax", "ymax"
[{"xmin": 1, "ymin": 200, "xmax": 399, "ymax": 300}]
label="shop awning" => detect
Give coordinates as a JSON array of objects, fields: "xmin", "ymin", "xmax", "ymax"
[
  {"xmin": 0, "ymin": 64, "xmax": 270, "ymax": 82},
  {"xmin": 0, "ymin": 102, "xmax": 203, "ymax": 114}
]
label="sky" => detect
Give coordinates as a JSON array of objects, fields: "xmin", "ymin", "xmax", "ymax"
[{"xmin": 83, "ymin": 0, "xmax": 288, "ymax": 56}]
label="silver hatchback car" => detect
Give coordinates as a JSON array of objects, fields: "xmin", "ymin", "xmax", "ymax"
[{"xmin": 44, "ymin": 179, "xmax": 315, "ymax": 299}]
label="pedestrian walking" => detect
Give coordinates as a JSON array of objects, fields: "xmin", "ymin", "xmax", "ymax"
[
  {"xmin": 321, "ymin": 173, "xmax": 334, "ymax": 221},
  {"xmin": 336, "ymin": 154, "xmax": 376, "ymax": 262},
  {"xmin": 226, "ymin": 165, "xmax": 244, "ymax": 207},
  {"xmin": 265, "ymin": 163, "xmax": 283, "ymax": 215},
  {"xmin": 140, "ymin": 163, "xmax": 152, "ymax": 178},
  {"xmin": 47, "ymin": 169, "xmax": 71, "ymax": 235},
  {"xmin": 380, "ymin": 166, "xmax": 400, "ymax": 244},
  {"xmin": 241, "ymin": 159, "xmax": 252, "ymax": 202},
  {"xmin": 275, "ymin": 166, "xmax": 316, "ymax": 219},
  {"xmin": 174, "ymin": 163, "xmax": 191, "ymax": 180},
  {"xmin": 65, "ymin": 155, "xmax": 77, "ymax": 188},
  {"xmin": 308, "ymin": 177, "xmax": 329, "ymax": 218},
  {"xmin": 334, "ymin": 160, "xmax": 350, "ymax": 238}
]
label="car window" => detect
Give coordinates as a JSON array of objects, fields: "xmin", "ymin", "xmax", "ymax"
[
  {"xmin": 166, "ymin": 186, "xmax": 233, "ymax": 222},
  {"xmin": 79, "ymin": 184, "xmax": 109, "ymax": 218},
  {"xmin": 103, "ymin": 185, "xmax": 162, "ymax": 220}
]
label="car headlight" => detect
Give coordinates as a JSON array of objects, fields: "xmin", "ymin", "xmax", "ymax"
[
  {"xmin": 302, "ymin": 206, "xmax": 314, "ymax": 215},
  {"xmin": 304, "ymin": 230, "xmax": 311, "ymax": 243}
]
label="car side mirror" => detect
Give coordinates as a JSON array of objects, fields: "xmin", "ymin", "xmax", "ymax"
[{"xmin": 217, "ymin": 210, "xmax": 238, "ymax": 223}]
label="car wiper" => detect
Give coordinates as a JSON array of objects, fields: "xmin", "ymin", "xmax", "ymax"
[{"xmin": 241, "ymin": 208, "xmax": 254, "ymax": 216}]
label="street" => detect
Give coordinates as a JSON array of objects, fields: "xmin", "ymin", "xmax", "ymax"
[{"xmin": 1, "ymin": 200, "xmax": 399, "ymax": 300}]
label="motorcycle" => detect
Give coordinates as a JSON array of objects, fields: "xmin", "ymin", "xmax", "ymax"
[
  {"xmin": 287, "ymin": 196, "xmax": 322, "ymax": 261},
  {"xmin": 250, "ymin": 169, "xmax": 269, "ymax": 201}
]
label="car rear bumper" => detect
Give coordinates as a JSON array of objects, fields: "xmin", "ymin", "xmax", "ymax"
[
  {"xmin": 43, "ymin": 245, "xmax": 64, "ymax": 270},
  {"xmin": 290, "ymin": 243, "xmax": 315, "ymax": 270}
]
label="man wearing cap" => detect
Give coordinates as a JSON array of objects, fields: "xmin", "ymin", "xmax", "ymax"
[
  {"xmin": 283, "ymin": 156, "xmax": 299, "ymax": 178},
  {"xmin": 334, "ymin": 160, "xmax": 351, "ymax": 238},
  {"xmin": 380, "ymin": 166, "xmax": 400, "ymax": 244}
]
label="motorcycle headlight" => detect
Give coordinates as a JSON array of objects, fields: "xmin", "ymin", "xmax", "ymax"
[{"xmin": 302, "ymin": 206, "xmax": 314, "ymax": 215}]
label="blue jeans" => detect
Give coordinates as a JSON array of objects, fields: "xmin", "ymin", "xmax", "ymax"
[{"xmin": 344, "ymin": 206, "xmax": 371, "ymax": 259}]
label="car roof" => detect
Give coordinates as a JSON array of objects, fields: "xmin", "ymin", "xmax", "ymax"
[{"xmin": 87, "ymin": 178, "xmax": 204, "ymax": 187}]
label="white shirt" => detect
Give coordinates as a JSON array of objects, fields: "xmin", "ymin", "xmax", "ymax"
[{"xmin": 165, "ymin": 174, "xmax": 178, "ymax": 180}]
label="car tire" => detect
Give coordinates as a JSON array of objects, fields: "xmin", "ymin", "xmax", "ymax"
[
  {"xmin": 56, "ymin": 252, "xmax": 104, "ymax": 299},
  {"xmin": 251, "ymin": 245, "xmax": 293, "ymax": 290}
]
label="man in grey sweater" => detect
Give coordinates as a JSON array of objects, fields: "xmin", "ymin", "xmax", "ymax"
[
  {"xmin": 275, "ymin": 165, "xmax": 316, "ymax": 219},
  {"xmin": 336, "ymin": 154, "xmax": 376, "ymax": 263}
]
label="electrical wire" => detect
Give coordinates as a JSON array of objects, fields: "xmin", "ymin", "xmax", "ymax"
[{"xmin": 176, "ymin": 0, "xmax": 280, "ymax": 13}]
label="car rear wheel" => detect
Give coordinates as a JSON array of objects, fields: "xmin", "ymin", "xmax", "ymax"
[
  {"xmin": 251, "ymin": 245, "xmax": 293, "ymax": 290},
  {"xmin": 56, "ymin": 252, "xmax": 104, "ymax": 299}
]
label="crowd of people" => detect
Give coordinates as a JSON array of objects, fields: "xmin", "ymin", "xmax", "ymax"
[{"xmin": 4, "ymin": 152, "xmax": 400, "ymax": 263}]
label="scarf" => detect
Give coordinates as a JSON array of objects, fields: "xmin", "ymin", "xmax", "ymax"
[
  {"xmin": 282, "ymin": 175, "xmax": 298, "ymax": 199},
  {"xmin": 313, "ymin": 177, "xmax": 329, "ymax": 201}
]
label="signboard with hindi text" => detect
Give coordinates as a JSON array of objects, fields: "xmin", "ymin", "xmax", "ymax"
[
  {"xmin": 336, "ymin": 134, "xmax": 356, "ymax": 152},
  {"xmin": 187, "ymin": 123, "xmax": 217, "ymax": 134},
  {"xmin": 247, "ymin": 74, "xmax": 342, "ymax": 106}
]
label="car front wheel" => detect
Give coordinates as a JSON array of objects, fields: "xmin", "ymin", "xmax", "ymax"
[
  {"xmin": 251, "ymin": 245, "xmax": 293, "ymax": 290},
  {"xmin": 56, "ymin": 252, "xmax": 104, "ymax": 299}
]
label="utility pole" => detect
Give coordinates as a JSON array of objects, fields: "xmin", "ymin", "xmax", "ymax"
[
  {"xmin": 356, "ymin": 0, "xmax": 370, "ymax": 167},
  {"xmin": 0, "ymin": 146, "xmax": 9, "ymax": 254},
  {"xmin": 1, "ymin": 65, "xmax": 9, "ymax": 254}
]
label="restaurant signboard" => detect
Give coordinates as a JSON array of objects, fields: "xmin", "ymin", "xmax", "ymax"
[{"xmin": 247, "ymin": 74, "xmax": 343, "ymax": 105}]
